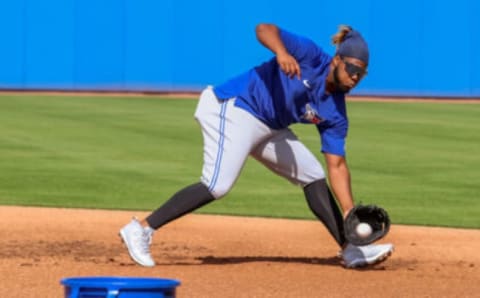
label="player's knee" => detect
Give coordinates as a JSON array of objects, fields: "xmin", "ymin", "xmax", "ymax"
[
  {"xmin": 208, "ymin": 182, "xmax": 235, "ymax": 199},
  {"xmin": 209, "ymin": 184, "xmax": 232, "ymax": 199},
  {"xmin": 200, "ymin": 175, "xmax": 236, "ymax": 199}
]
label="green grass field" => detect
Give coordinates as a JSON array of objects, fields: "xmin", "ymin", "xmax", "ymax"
[{"xmin": 0, "ymin": 94, "xmax": 479, "ymax": 228}]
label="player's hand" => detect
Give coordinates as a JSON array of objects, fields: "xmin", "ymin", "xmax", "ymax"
[
  {"xmin": 276, "ymin": 52, "xmax": 301, "ymax": 79},
  {"xmin": 344, "ymin": 204, "xmax": 391, "ymax": 246}
]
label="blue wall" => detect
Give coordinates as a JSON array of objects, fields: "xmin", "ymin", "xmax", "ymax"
[{"xmin": 0, "ymin": 0, "xmax": 479, "ymax": 97}]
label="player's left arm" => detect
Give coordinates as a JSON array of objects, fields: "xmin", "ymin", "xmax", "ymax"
[{"xmin": 324, "ymin": 153, "xmax": 354, "ymax": 218}]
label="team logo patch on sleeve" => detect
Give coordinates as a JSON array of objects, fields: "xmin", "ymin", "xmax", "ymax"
[{"xmin": 301, "ymin": 103, "xmax": 324, "ymax": 124}]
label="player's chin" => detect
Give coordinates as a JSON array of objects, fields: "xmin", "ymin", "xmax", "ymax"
[
  {"xmin": 344, "ymin": 81, "xmax": 356, "ymax": 91},
  {"xmin": 337, "ymin": 84, "xmax": 352, "ymax": 93}
]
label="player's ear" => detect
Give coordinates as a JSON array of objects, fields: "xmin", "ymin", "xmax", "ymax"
[{"xmin": 332, "ymin": 55, "xmax": 341, "ymax": 66}]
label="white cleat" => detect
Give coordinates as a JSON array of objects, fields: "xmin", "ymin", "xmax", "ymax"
[
  {"xmin": 119, "ymin": 217, "xmax": 156, "ymax": 267},
  {"xmin": 342, "ymin": 243, "xmax": 394, "ymax": 268}
]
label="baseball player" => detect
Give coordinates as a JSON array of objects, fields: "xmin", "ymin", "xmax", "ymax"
[{"xmin": 120, "ymin": 23, "xmax": 394, "ymax": 268}]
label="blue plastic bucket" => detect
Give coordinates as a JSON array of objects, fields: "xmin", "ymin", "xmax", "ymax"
[{"xmin": 60, "ymin": 276, "xmax": 180, "ymax": 298}]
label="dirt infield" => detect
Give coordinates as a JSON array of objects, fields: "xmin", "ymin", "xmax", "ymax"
[{"xmin": 1, "ymin": 206, "xmax": 478, "ymax": 297}]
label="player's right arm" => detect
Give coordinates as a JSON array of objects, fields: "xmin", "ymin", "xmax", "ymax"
[
  {"xmin": 255, "ymin": 23, "xmax": 301, "ymax": 79},
  {"xmin": 324, "ymin": 152, "xmax": 354, "ymax": 218}
]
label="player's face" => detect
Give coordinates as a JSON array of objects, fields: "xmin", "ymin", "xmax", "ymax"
[{"xmin": 333, "ymin": 56, "xmax": 367, "ymax": 93}]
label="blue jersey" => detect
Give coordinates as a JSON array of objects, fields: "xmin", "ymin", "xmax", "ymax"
[{"xmin": 213, "ymin": 29, "xmax": 348, "ymax": 156}]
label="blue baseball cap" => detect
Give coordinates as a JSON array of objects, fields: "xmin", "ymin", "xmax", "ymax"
[{"xmin": 336, "ymin": 30, "xmax": 369, "ymax": 65}]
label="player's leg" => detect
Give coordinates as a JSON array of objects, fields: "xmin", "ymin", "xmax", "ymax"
[
  {"xmin": 193, "ymin": 90, "xmax": 274, "ymax": 199},
  {"xmin": 145, "ymin": 182, "xmax": 215, "ymax": 229},
  {"xmin": 251, "ymin": 129, "xmax": 394, "ymax": 267},
  {"xmin": 120, "ymin": 88, "xmax": 275, "ymax": 266},
  {"xmin": 250, "ymin": 128, "xmax": 345, "ymax": 246},
  {"xmin": 145, "ymin": 87, "xmax": 273, "ymax": 229}
]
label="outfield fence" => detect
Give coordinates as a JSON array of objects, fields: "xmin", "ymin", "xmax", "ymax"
[{"xmin": 0, "ymin": 0, "xmax": 479, "ymax": 97}]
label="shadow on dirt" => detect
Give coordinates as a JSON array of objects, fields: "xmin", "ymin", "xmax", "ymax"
[
  {"xmin": 191, "ymin": 255, "xmax": 393, "ymax": 271},
  {"xmin": 197, "ymin": 255, "xmax": 341, "ymax": 266}
]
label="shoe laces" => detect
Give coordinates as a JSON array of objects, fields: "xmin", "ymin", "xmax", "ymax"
[
  {"xmin": 136, "ymin": 230, "xmax": 152, "ymax": 255},
  {"xmin": 130, "ymin": 225, "xmax": 153, "ymax": 255},
  {"xmin": 144, "ymin": 228, "xmax": 154, "ymax": 246}
]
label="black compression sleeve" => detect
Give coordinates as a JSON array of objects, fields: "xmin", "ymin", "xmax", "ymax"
[
  {"xmin": 303, "ymin": 179, "xmax": 346, "ymax": 247},
  {"xmin": 146, "ymin": 182, "xmax": 215, "ymax": 230}
]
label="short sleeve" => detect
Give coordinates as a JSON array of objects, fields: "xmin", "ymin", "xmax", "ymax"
[
  {"xmin": 316, "ymin": 119, "xmax": 348, "ymax": 156},
  {"xmin": 279, "ymin": 29, "xmax": 322, "ymax": 64}
]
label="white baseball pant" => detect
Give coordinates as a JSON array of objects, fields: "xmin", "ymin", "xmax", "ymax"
[{"xmin": 194, "ymin": 87, "xmax": 325, "ymax": 199}]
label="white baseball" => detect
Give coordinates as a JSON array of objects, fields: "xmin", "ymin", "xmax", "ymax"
[{"xmin": 356, "ymin": 223, "xmax": 372, "ymax": 238}]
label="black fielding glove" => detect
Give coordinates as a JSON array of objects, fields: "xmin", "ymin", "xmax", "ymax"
[{"xmin": 344, "ymin": 204, "xmax": 391, "ymax": 246}]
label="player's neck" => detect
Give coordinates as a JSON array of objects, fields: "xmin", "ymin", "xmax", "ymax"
[{"xmin": 325, "ymin": 73, "xmax": 335, "ymax": 94}]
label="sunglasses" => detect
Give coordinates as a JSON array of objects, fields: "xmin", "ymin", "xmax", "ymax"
[{"xmin": 342, "ymin": 58, "xmax": 367, "ymax": 78}]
